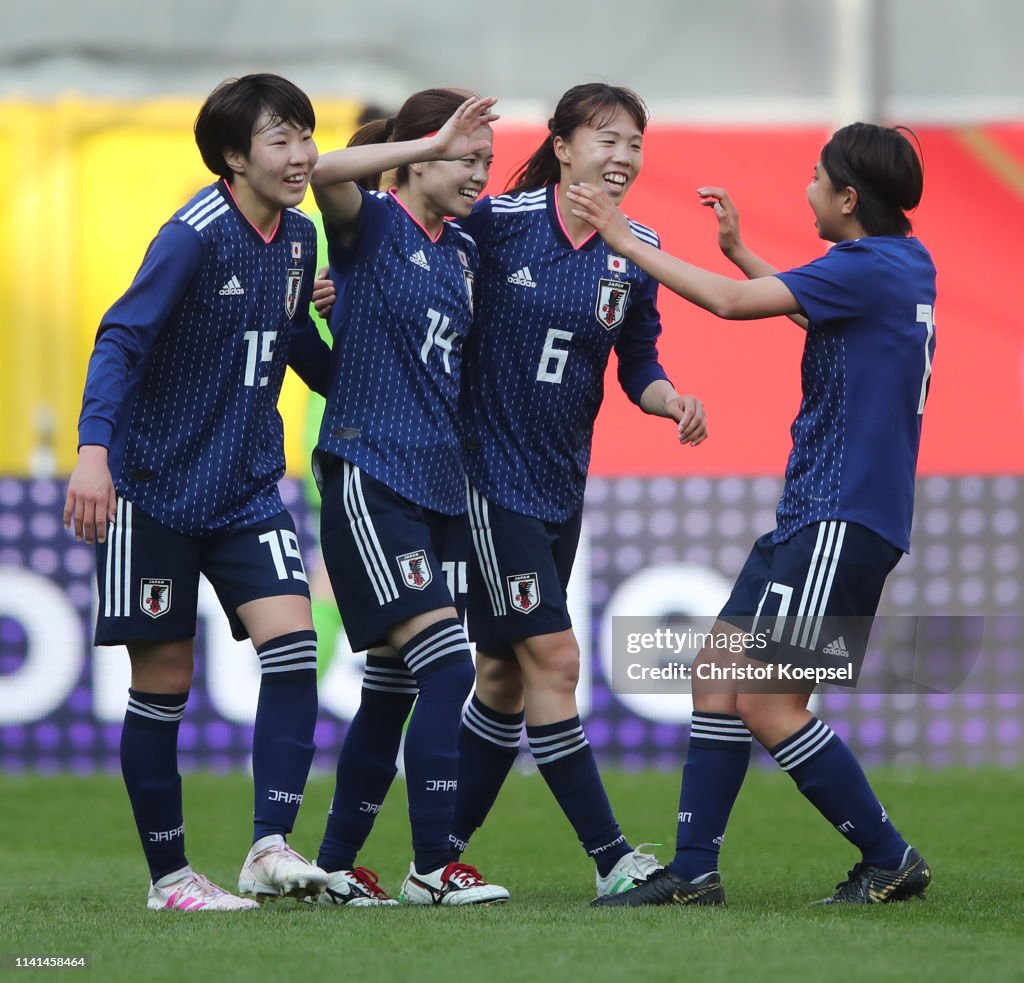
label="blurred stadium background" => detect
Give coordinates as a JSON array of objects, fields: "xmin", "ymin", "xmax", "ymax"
[{"xmin": 2, "ymin": 0, "xmax": 1022, "ymax": 776}]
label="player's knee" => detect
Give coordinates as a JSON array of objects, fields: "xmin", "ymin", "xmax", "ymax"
[
  {"xmin": 520, "ymin": 636, "xmax": 581, "ymax": 695},
  {"xmin": 474, "ymin": 654, "xmax": 524, "ymax": 711}
]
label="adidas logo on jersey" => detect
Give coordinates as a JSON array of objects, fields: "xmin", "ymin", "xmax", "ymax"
[
  {"xmin": 219, "ymin": 275, "xmax": 245, "ymax": 295},
  {"xmin": 409, "ymin": 249, "xmax": 431, "ymax": 271},
  {"xmin": 507, "ymin": 266, "xmax": 537, "ymax": 287},
  {"xmin": 822, "ymin": 636, "xmax": 850, "ymax": 658}
]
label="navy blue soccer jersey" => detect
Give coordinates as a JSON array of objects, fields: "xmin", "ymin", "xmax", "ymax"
[
  {"xmin": 77, "ymin": 180, "xmax": 328, "ymax": 536},
  {"xmin": 317, "ymin": 188, "xmax": 478, "ymax": 515},
  {"xmin": 774, "ymin": 236, "xmax": 937, "ymax": 552},
  {"xmin": 459, "ymin": 185, "xmax": 670, "ymax": 522}
]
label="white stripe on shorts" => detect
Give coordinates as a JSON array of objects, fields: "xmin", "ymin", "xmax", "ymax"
[
  {"xmin": 467, "ymin": 484, "xmax": 506, "ymax": 617},
  {"xmin": 342, "ymin": 462, "xmax": 398, "ymax": 605}
]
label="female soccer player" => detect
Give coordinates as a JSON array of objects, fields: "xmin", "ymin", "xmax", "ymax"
[
  {"xmin": 313, "ymin": 84, "xmax": 708, "ymax": 900},
  {"xmin": 450, "ymin": 83, "xmax": 707, "ymax": 899},
  {"xmin": 308, "ymin": 89, "xmax": 510, "ymax": 906},
  {"xmin": 64, "ymin": 74, "xmax": 333, "ymax": 911},
  {"xmin": 568, "ymin": 122, "xmax": 935, "ymax": 906}
]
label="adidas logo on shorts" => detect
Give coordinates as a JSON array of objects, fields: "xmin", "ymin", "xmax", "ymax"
[
  {"xmin": 507, "ymin": 266, "xmax": 537, "ymax": 287},
  {"xmin": 822, "ymin": 636, "xmax": 850, "ymax": 658},
  {"xmin": 219, "ymin": 275, "xmax": 245, "ymax": 295},
  {"xmin": 409, "ymin": 249, "xmax": 431, "ymax": 271}
]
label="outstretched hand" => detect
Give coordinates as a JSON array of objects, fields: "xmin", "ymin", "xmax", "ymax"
[
  {"xmin": 698, "ymin": 187, "xmax": 744, "ymax": 259},
  {"xmin": 431, "ymin": 96, "xmax": 500, "ymax": 160},
  {"xmin": 566, "ymin": 183, "xmax": 634, "ymax": 253}
]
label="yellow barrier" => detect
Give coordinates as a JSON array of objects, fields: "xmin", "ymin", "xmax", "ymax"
[{"xmin": 0, "ymin": 96, "xmax": 361, "ymax": 477}]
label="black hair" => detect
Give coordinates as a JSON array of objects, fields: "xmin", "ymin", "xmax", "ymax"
[
  {"xmin": 194, "ymin": 73, "xmax": 316, "ymax": 180},
  {"xmin": 820, "ymin": 122, "xmax": 924, "ymax": 236},
  {"xmin": 347, "ymin": 88, "xmax": 475, "ymax": 191},
  {"xmin": 506, "ymin": 83, "xmax": 648, "ymax": 193}
]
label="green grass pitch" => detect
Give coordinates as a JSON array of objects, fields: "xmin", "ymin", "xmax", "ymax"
[{"xmin": 1, "ymin": 766, "xmax": 1022, "ymax": 982}]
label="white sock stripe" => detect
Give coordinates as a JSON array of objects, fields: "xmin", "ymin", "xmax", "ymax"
[
  {"xmin": 404, "ymin": 641, "xmax": 468, "ymax": 674},
  {"xmin": 528, "ymin": 723, "xmax": 585, "ymax": 743},
  {"xmin": 530, "ymin": 736, "xmax": 589, "ymax": 764},
  {"xmin": 528, "ymin": 729, "xmax": 587, "ymax": 753},
  {"xmin": 259, "ymin": 660, "xmax": 318, "ymax": 675},
  {"xmin": 463, "ymin": 713, "xmax": 523, "ymax": 749},
  {"xmin": 773, "ymin": 719, "xmax": 829, "ymax": 762},
  {"xmin": 257, "ymin": 638, "xmax": 318, "ymax": 658},
  {"xmin": 342, "ymin": 462, "xmax": 398, "ymax": 604},
  {"xmin": 362, "ymin": 680, "xmax": 419, "ymax": 695},
  {"xmin": 127, "ymin": 698, "xmax": 187, "ymax": 721},
  {"xmin": 809, "ymin": 522, "xmax": 847, "ymax": 650},
  {"xmin": 690, "ymin": 724, "xmax": 753, "ymax": 742},
  {"xmin": 258, "ymin": 653, "xmax": 318, "ymax": 671},
  {"xmin": 363, "ymin": 665, "xmax": 417, "ymax": 683},
  {"xmin": 404, "ymin": 623, "xmax": 465, "ymax": 660},
  {"xmin": 773, "ymin": 721, "xmax": 835, "ymax": 770},
  {"xmin": 691, "ymin": 714, "xmax": 750, "ymax": 729},
  {"xmin": 464, "ymin": 702, "xmax": 523, "ymax": 740},
  {"xmin": 464, "ymin": 700, "xmax": 523, "ymax": 736},
  {"xmin": 467, "ymin": 484, "xmax": 506, "ymax": 616},
  {"xmin": 778, "ymin": 729, "xmax": 837, "ymax": 771}
]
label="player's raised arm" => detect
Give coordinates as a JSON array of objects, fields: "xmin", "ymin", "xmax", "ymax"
[
  {"xmin": 567, "ymin": 182, "xmax": 801, "ymax": 321},
  {"xmin": 312, "ymin": 96, "xmax": 499, "ymax": 232},
  {"xmin": 698, "ymin": 187, "xmax": 808, "ymax": 328}
]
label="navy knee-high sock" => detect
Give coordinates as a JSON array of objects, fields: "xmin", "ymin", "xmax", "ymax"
[
  {"xmin": 770, "ymin": 717, "xmax": 909, "ymax": 868},
  {"xmin": 252, "ymin": 630, "xmax": 319, "ymax": 843},
  {"xmin": 120, "ymin": 689, "xmax": 189, "ymax": 882},
  {"xmin": 528, "ymin": 717, "xmax": 631, "ymax": 877},
  {"xmin": 317, "ymin": 654, "xmax": 417, "ymax": 872},
  {"xmin": 400, "ymin": 619, "xmax": 475, "ymax": 874},
  {"xmin": 450, "ymin": 694, "xmax": 524, "ymax": 857},
  {"xmin": 669, "ymin": 713, "xmax": 752, "ymax": 881}
]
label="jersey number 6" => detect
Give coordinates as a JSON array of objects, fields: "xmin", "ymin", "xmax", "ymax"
[{"xmin": 537, "ymin": 328, "xmax": 573, "ymax": 384}]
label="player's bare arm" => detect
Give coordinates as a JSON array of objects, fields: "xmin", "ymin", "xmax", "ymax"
[
  {"xmin": 698, "ymin": 187, "xmax": 809, "ymax": 328},
  {"xmin": 567, "ymin": 182, "xmax": 802, "ymax": 321},
  {"xmin": 312, "ymin": 96, "xmax": 499, "ymax": 231}
]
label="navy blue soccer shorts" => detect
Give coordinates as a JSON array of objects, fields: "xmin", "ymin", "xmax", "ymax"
[
  {"xmin": 465, "ymin": 484, "xmax": 582, "ymax": 654},
  {"xmin": 317, "ymin": 456, "xmax": 469, "ymax": 652},
  {"xmin": 718, "ymin": 520, "xmax": 902, "ymax": 684},
  {"xmin": 94, "ymin": 500, "xmax": 310, "ymax": 646}
]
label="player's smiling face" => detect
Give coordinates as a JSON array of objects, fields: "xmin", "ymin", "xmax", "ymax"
[
  {"xmin": 556, "ymin": 106, "xmax": 643, "ymax": 202},
  {"xmin": 230, "ymin": 112, "xmax": 319, "ymax": 212},
  {"xmin": 416, "ymin": 124, "xmax": 494, "ymax": 220},
  {"xmin": 807, "ymin": 160, "xmax": 853, "ymax": 243}
]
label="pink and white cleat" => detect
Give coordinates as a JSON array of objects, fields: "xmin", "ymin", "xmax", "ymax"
[{"xmin": 147, "ymin": 868, "xmax": 259, "ymax": 911}]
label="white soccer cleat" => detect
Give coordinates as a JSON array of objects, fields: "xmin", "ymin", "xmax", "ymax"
[
  {"xmin": 314, "ymin": 867, "xmax": 399, "ymax": 907},
  {"xmin": 238, "ymin": 835, "xmax": 329, "ymax": 902},
  {"xmin": 147, "ymin": 868, "xmax": 260, "ymax": 911},
  {"xmin": 595, "ymin": 844, "xmax": 663, "ymax": 897},
  {"xmin": 398, "ymin": 861, "xmax": 509, "ymax": 906}
]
